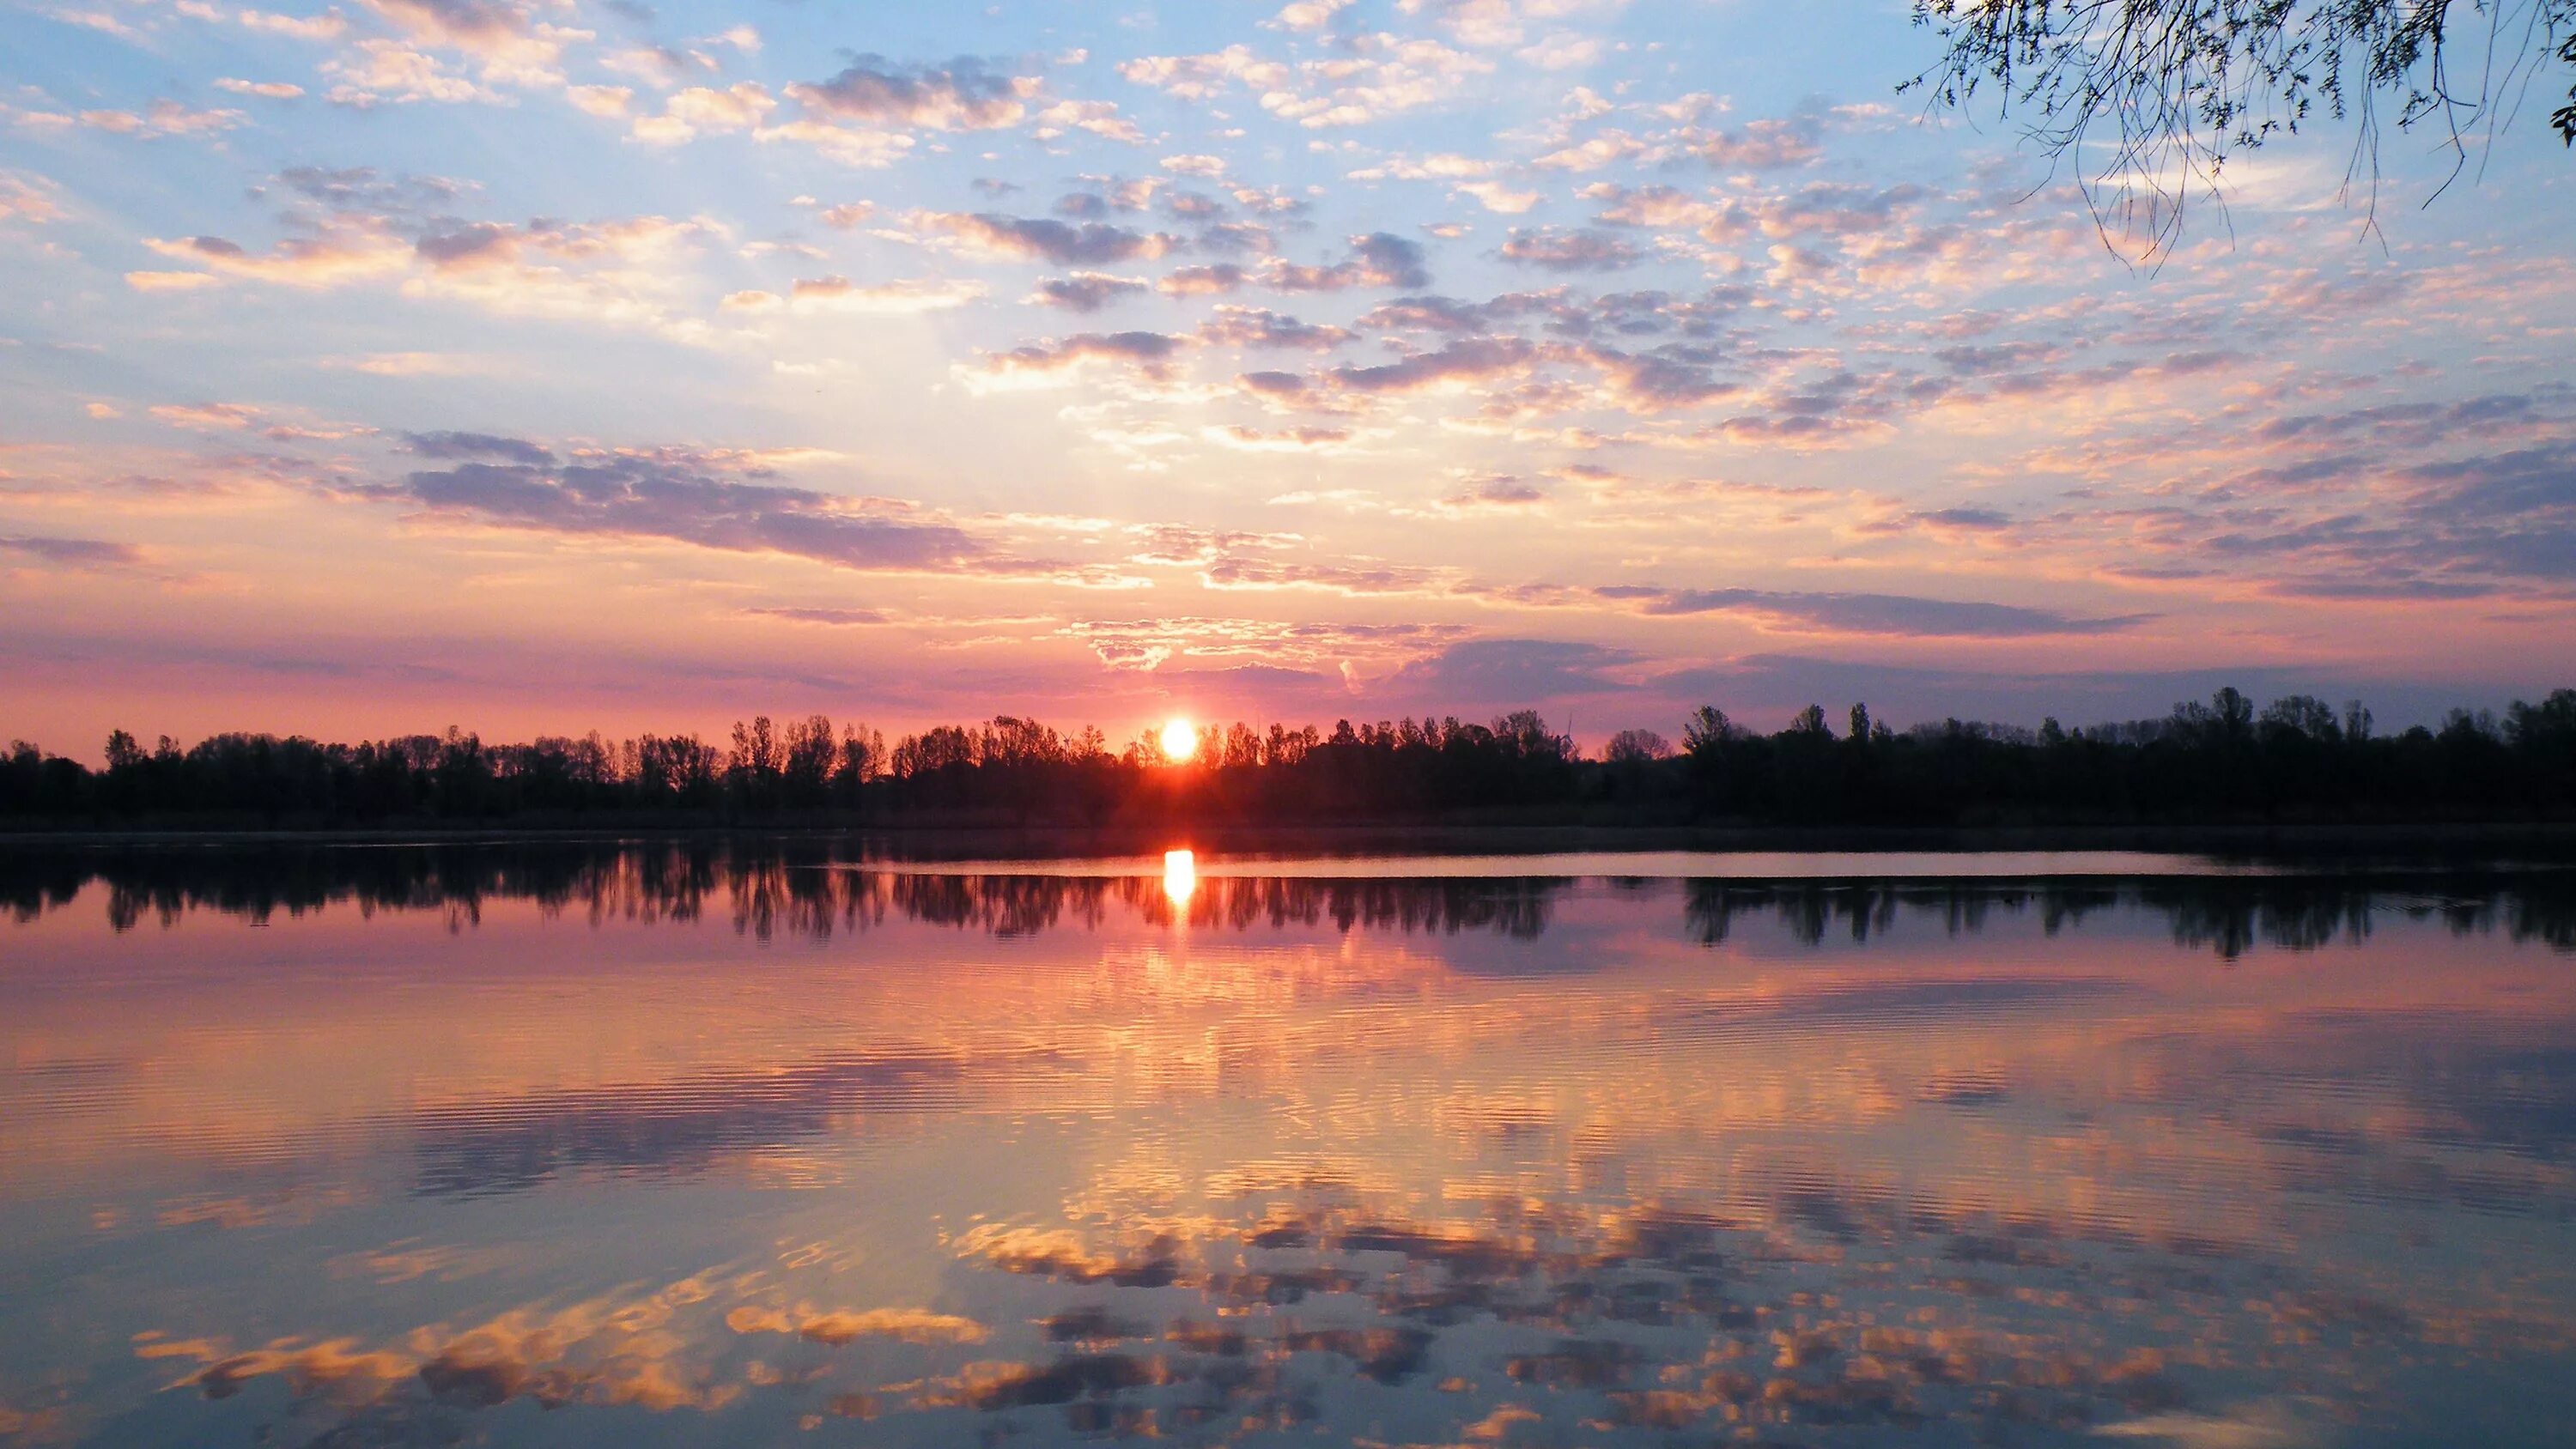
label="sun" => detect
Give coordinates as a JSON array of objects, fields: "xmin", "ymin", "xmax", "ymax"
[{"xmin": 1159, "ymin": 717, "xmax": 1198, "ymax": 762}]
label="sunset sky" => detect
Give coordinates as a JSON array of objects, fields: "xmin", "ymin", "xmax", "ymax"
[{"xmin": 4, "ymin": 0, "xmax": 2573, "ymax": 755}]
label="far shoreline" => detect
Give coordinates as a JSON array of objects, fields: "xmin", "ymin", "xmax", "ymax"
[{"xmin": 10, "ymin": 819, "xmax": 2576, "ymax": 862}]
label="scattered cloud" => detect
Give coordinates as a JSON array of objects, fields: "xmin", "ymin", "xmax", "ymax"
[
  {"xmin": 907, "ymin": 210, "xmax": 1177, "ymax": 265},
  {"xmin": 788, "ymin": 56, "xmax": 1040, "ymax": 130},
  {"xmin": 1612, "ymin": 587, "xmax": 2154, "ymax": 639},
  {"xmin": 1498, "ymin": 226, "xmax": 1641, "ymax": 271},
  {"xmin": 1026, "ymin": 271, "xmax": 1149, "ymax": 312},
  {"xmin": 375, "ymin": 445, "xmax": 1009, "ymax": 574},
  {"xmin": 0, "ymin": 534, "xmax": 149, "ymax": 569}
]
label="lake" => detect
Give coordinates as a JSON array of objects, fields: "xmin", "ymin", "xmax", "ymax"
[{"xmin": 3, "ymin": 840, "xmax": 2573, "ymax": 1447}]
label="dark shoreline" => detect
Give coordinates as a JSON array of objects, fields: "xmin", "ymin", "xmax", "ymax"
[{"xmin": 11, "ymin": 820, "xmax": 2576, "ymax": 862}]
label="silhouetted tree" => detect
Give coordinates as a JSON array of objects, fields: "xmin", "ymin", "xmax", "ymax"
[{"xmin": 1605, "ymin": 729, "xmax": 1673, "ymax": 764}]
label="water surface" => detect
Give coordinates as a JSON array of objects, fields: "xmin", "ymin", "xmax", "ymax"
[{"xmin": 3, "ymin": 841, "xmax": 2573, "ymax": 1446}]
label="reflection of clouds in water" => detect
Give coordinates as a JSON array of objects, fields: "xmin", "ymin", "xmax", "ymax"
[
  {"xmin": 725, "ymin": 1304, "xmax": 987, "ymax": 1345},
  {"xmin": 2095, "ymin": 1399, "xmax": 2334, "ymax": 1449},
  {"xmin": 5, "ymin": 854, "xmax": 2573, "ymax": 1444},
  {"xmin": 118, "ymin": 1180, "xmax": 2551, "ymax": 1445},
  {"xmin": 408, "ymin": 1047, "xmax": 970, "ymax": 1197},
  {"xmin": 137, "ymin": 1273, "xmax": 750, "ymax": 1413}
]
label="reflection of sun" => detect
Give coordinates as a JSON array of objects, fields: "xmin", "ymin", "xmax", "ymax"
[
  {"xmin": 1160, "ymin": 718, "xmax": 1198, "ymax": 762},
  {"xmin": 1162, "ymin": 849, "xmax": 1197, "ymax": 908}
]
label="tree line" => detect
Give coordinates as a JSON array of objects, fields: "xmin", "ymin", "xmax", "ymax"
[{"xmin": 3, "ymin": 687, "xmax": 2574, "ymax": 829}]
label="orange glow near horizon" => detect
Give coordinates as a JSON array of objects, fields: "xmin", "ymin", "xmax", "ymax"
[
  {"xmin": 1162, "ymin": 849, "xmax": 1196, "ymax": 908},
  {"xmin": 1160, "ymin": 718, "xmax": 1198, "ymax": 762}
]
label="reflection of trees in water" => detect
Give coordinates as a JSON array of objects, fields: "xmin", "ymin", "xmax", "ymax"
[
  {"xmin": 673, "ymin": 869, "xmax": 1564, "ymax": 941},
  {"xmin": 0, "ymin": 842, "xmax": 1566, "ymax": 942},
  {"xmin": 3, "ymin": 843, "xmax": 2572, "ymax": 954},
  {"xmin": 1681, "ymin": 876, "xmax": 2576, "ymax": 958}
]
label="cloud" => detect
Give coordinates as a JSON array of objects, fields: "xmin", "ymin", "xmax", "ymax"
[
  {"xmin": 1400, "ymin": 0, "xmax": 1627, "ymax": 51},
  {"xmin": 1116, "ymin": 45, "xmax": 1292, "ymax": 102},
  {"xmin": 404, "ymin": 430, "xmax": 556, "ymax": 464},
  {"xmin": 1031, "ymin": 98, "xmax": 1144, "ymax": 144},
  {"xmin": 725, "ymin": 1305, "xmax": 987, "ymax": 1346},
  {"xmin": 378, "ymin": 448, "xmax": 1002, "ymax": 575},
  {"xmin": 323, "ymin": 351, "xmax": 479, "ymax": 376},
  {"xmin": 74, "ymin": 99, "xmax": 245, "ymax": 136},
  {"xmin": 137, "ymin": 213, "xmax": 724, "ymax": 340},
  {"xmin": 1121, "ymin": 33, "xmax": 1492, "ymax": 127},
  {"xmin": 359, "ymin": 0, "xmax": 577, "ymax": 88},
  {"xmin": 213, "ymin": 78, "xmax": 307, "ymax": 99},
  {"xmin": 1392, "ymin": 637, "xmax": 1640, "ymax": 700},
  {"xmin": 0, "ymin": 535, "xmax": 149, "ymax": 568},
  {"xmin": 321, "ymin": 41, "xmax": 497, "ymax": 106},
  {"xmin": 1498, "ymin": 227, "xmax": 1641, "ymax": 272},
  {"xmin": 748, "ymin": 119, "xmax": 917, "ymax": 168},
  {"xmin": 1195, "ymin": 306, "xmax": 1352, "ymax": 350},
  {"xmin": 125, "ymin": 270, "xmax": 228, "ymax": 292},
  {"xmin": 630, "ymin": 82, "xmax": 776, "ymax": 143},
  {"xmin": 2092, "ymin": 1400, "xmax": 2329, "ymax": 1449},
  {"xmin": 787, "ymin": 56, "xmax": 1040, "ymax": 130},
  {"xmin": 1208, "ymin": 423, "xmax": 1354, "ymax": 451},
  {"xmin": 0, "ymin": 173, "xmax": 64, "ymax": 225},
  {"xmin": 236, "ymin": 7, "xmax": 349, "ymax": 40},
  {"xmin": 743, "ymin": 606, "xmax": 892, "ymax": 626},
  {"xmin": 1267, "ymin": 233, "xmax": 1430, "ymax": 291},
  {"xmin": 1273, "ymin": 0, "xmax": 1354, "ymax": 33},
  {"xmin": 365, "ymin": 0, "xmax": 530, "ymax": 51},
  {"xmin": 564, "ymin": 83, "xmax": 631, "ymax": 117},
  {"xmin": 970, "ymin": 330, "xmax": 1186, "ymax": 385},
  {"xmin": 1617, "ymin": 587, "xmax": 2154, "ymax": 638},
  {"xmin": 2389, "ymin": 441, "xmax": 2576, "ymax": 582},
  {"xmin": 1583, "ymin": 179, "xmax": 1929, "ymax": 257},
  {"xmin": 599, "ymin": 44, "xmax": 709, "ymax": 89},
  {"xmin": 2046, "ymin": 427, "xmax": 2576, "ymax": 600},
  {"xmin": 52, "ymin": 7, "xmax": 141, "ymax": 39},
  {"xmin": 1027, "ymin": 271, "xmax": 1149, "ymax": 312},
  {"xmin": 907, "ymin": 210, "xmax": 1176, "ymax": 265},
  {"xmin": 1348, "ymin": 150, "xmax": 1496, "ymax": 181},
  {"xmin": 275, "ymin": 164, "xmax": 469, "ymax": 211},
  {"xmin": 1684, "ymin": 116, "xmax": 1826, "ymax": 169},
  {"xmin": 1060, "ymin": 614, "xmax": 1462, "ymax": 671},
  {"xmin": 726, "ymin": 276, "xmax": 986, "ymax": 314},
  {"xmin": 1159, "ymin": 263, "xmax": 1246, "ymax": 296},
  {"xmin": 149, "ymin": 402, "xmax": 265, "ymax": 431},
  {"xmin": 1330, "ymin": 336, "xmax": 1536, "ymax": 394},
  {"xmin": 1455, "ymin": 179, "xmax": 1540, "ymax": 213},
  {"xmin": 1441, "ymin": 475, "xmax": 1547, "ymax": 508},
  {"xmin": 1050, "ymin": 178, "xmax": 1159, "ymax": 217}
]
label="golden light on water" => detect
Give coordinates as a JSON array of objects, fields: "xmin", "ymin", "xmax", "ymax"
[
  {"xmin": 1160, "ymin": 718, "xmax": 1198, "ymax": 762},
  {"xmin": 1162, "ymin": 849, "xmax": 1196, "ymax": 908}
]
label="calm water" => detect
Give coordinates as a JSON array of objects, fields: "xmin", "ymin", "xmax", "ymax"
[{"xmin": 3, "ymin": 842, "xmax": 2574, "ymax": 1448}]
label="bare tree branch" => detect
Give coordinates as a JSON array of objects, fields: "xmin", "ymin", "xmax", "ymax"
[{"xmin": 1903, "ymin": 1, "xmax": 2576, "ymax": 264}]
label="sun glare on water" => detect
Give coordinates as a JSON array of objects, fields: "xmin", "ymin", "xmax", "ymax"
[
  {"xmin": 1163, "ymin": 849, "xmax": 1196, "ymax": 907},
  {"xmin": 1160, "ymin": 717, "xmax": 1198, "ymax": 761}
]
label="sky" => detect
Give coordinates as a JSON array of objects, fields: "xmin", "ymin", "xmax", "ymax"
[{"xmin": 3, "ymin": 0, "xmax": 2573, "ymax": 755}]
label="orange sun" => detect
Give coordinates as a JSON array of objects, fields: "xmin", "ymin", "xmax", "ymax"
[{"xmin": 1160, "ymin": 718, "xmax": 1198, "ymax": 761}]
